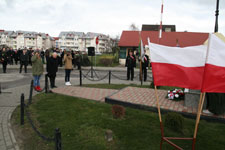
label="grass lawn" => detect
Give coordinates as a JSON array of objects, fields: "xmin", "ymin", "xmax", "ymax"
[
  {"xmin": 82, "ymin": 83, "xmax": 182, "ymax": 91},
  {"xmin": 11, "ymin": 93, "xmax": 225, "ymax": 150}
]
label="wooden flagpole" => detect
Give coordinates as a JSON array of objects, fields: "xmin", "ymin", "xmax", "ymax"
[
  {"xmin": 154, "ymin": 86, "xmax": 162, "ymax": 122},
  {"xmin": 192, "ymin": 92, "xmax": 206, "ymax": 150},
  {"xmin": 139, "ymin": 32, "xmax": 143, "ymax": 84},
  {"xmin": 154, "ymin": 85, "xmax": 164, "ymax": 149}
]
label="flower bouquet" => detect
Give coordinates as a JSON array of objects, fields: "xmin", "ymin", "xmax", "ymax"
[{"xmin": 167, "ymin": 89, "xmax": 184, "ymax": 101}]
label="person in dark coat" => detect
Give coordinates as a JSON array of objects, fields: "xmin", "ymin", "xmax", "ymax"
[
  {"xmin": 19, "ymin": 49, "xmax": 29, "ymax": 73},
  {"xmin": 0, "ymin": 48, "xmax": 9, "ymax": 73},
  {"xmin": 28, "ymin": 49, "xmax": 33, "ymax": 66},
  {"xmin": 40, "ymin": 49, "xmax": 45, "ymax": 64},
  {"xmin": 47, "ymin": 52, "xmax": 58, "ymax": 88},
  {"xmin": 14, "ymin": 49, "xmax": 19, "ymax": 65},
  {"xmin": 17, "ymin": 48, "xmax": 22, "ymax": 62},
  {"xmin": 125, "ymin": 51, "xmax": 136, "ymax": 81},
  {"xmin": 76, "ymin": 51, "xmax": 81, "ymax": 70},
  {"xmin": 141, "ymin": 50, "xmax": 149, "ymax": 81}
]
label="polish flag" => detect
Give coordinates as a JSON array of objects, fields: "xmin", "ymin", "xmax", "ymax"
[
  {"xmin": 148, "ymin": 39, "xmax": 207, "ymax": 90},
  {"xmin": 202, "ymin": 34, "xmax": 225, "ymax": 93}
]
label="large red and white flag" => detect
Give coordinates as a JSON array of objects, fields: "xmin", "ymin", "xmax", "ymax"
[
  {"xmin": 202, "ymin": 34, "xmax": 225, "ymax": 93},
  {"xmin": 149, "ymin": 39, "xmax": 207, "ymax": 90}
]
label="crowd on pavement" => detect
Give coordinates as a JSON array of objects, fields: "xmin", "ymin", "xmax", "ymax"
[
  {"xmin": 0, "ymin": 47, "xmax": 82, "ymax": 73},
  {"xmin": 0, "ymin": 47, "xmax": 151, "ymax": 92},
  {"xmin": 0, "ymin": 47, "xmax": 82, "ymax": 91}
]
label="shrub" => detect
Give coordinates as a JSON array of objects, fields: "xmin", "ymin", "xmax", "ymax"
[
  {"xmin": 81, "ymin": 54, "xmax": 90, "ymax": 66},
  {"xmin": 165, "ymin": 112, "xmax": 184, "ymax": 132},
  {"xmin": 112, "ymin": 105, "xmax": 125, "ymax": 119},
  {"xmin": 99, "ymin": 58, "xmax": 114, "ymax": 66}
]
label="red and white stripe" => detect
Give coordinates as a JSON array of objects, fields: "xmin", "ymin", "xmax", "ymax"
[
  {"xmin": 149, "ymin": 39, "xmax": 207, "ymax": 90},
  {"xmin": 202, "ymin": 34, "xmax": 225, "ymax": 93},
  {"xmin": 159, "ymin": 0, "xmax": 164, "ymax": 39}
]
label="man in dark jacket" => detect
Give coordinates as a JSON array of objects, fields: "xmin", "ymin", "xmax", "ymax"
[
  {"xmin": 0, "ymin": 48, "xmax": 9, "ymax": 73},
  {"xmin": 14, "ymin": 49, "xmax": 19, "ymax": 65},
  {"xmin": 47, "ymin": 52, "xmax": 58, "ymax": 88},
  {"xmin": 20, "ymin": 49, "xmax": 29, "ymax": 73},
  {"xmin": 125, "ymin": 51, "xmax": 136, "ymax": 81},
  {"xmin": 141, "ymin": 50, "xmax": 149, "ymax": 81}
]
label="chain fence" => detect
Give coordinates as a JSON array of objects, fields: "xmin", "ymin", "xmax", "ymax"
[{"xmin": 20, "ymin": 76, "xmax": 61, "ymax": 150}]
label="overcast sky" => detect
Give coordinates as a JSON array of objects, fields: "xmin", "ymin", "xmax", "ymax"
[{"xmin": 0, "ymin": 0, "xmax": 224, "ymax": 37}]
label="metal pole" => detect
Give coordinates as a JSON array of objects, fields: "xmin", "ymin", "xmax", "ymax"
[
  {"xmin": 55, "ymin": 128, "xmax": 62, "ymax": 150},
  {"xmin": 28, "ymin": 80, "xmax": 34, "ymax": 104},
  {"xmin": 214, "ymin": 0, "xmax": 219, "ymax": 32},
  {"xmin": 20, "ymin": 93, "xmax": 25, "ymax": 125},
  {"xmin": 91, "ymin": 56, "xmax": 93, "ymax": 78},
  {"xmin": 109, "ymin": 70, "xmax": 111, "ymax": 85},
  {"xmin": 0, "ymin": 83, "xmax": 1, "ymax": 94},
  {"xmin": 45, "ymin": 74, "xmax": 48, "ymax": 93},
  {"xmin": 95, "ymin": 45, "xmax": 97, "ymax": 67},
  {"xmin": 80, "ymin": 69, "xmax": 82, "ymax": 86}
]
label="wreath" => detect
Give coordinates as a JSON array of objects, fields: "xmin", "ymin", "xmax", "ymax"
[{"xmin": 167, "ymin": 89, "xmax": 184, "ymax": 101}]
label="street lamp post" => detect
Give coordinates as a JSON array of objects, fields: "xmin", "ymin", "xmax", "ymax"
[{"xmin": 214, "ymin": 0, "xmax": 219, "ymax": 33}]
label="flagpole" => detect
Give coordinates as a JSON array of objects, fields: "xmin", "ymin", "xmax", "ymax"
[
  {"xmin": 158, "ymin": 0, "xmax": 164, "ymax": 44},
  {"xmin": 139, "ymin": 32, "xmax": 143, "ymax": 84},
  {"xmin": 192, "ymin": 92, "xmax": 206, "ymax": 150},
  {"xmin": 154, "ymin": 85, "xmax": 164, "ymax": 149}
]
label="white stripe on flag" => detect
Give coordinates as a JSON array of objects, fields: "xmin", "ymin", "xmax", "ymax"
[
  {"xmin": 149, "ymin": 43, "xmax": 207, "ymax": 67},
  {"xmin": 206, "ymin": 34, "xmax": 225, "ymax": 67}
]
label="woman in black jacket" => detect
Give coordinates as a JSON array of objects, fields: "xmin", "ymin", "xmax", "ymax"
[{"xmin": 47, "ymin": 52, "xmax": 58, "ymax": 88}]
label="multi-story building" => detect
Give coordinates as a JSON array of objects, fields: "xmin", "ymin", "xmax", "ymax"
[
  {"xmin": 58, "ymin": 31, "xmax": 84, "ymax": 51},
  {"xmin": 0, "ymin": 29, "xmax": 54, "ymax": 50},
  {"xmin": 57, "ymin": 31, "xmax": 111, "ymax": 53},
  {"xmin": 82, "ymin": 32, "xmax": 111, "ymax": 53}
]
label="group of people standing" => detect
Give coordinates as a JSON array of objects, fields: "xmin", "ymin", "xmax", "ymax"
[
  {"xmin": 30, "ymin": 50, "xmax": 77, "ymax": 92},
  {"xmin": 0, "ymin": 47, "xmax": 82, "ymax": 74},
  {"xmin": 0, "ymin": 47, "xmax": 34, "ymax": 73},
  {"xmin": 125, "ymin": 50, "xmax": 150, "ymax": 81},
  {"xmin": 0, "ymin": 47, "xmax": 81, "ymax": 92}
]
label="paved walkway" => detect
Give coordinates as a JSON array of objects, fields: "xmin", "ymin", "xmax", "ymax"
[
  {"xmin": 0, "ymin": 84, "xmax": 32, "ymax": 150},
  {"xmin": 107, "ymin": 87, "xmax": 225, "ymax": 120},
  {"xmin": 52, "ymin": 86, "xmax": 118, "ymax": 102}
]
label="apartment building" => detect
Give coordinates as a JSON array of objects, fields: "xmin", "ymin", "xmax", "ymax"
[
  {"xmin": 0, "ymin": 30, "xmax": 54, "ymax": 50},
  {"xmin": 58, "ymin": 31, "xmax": 84, "ymax": 51},
  {"xmin": 58, "ymin": 31, "xmax": 111, "ymax": 53}
]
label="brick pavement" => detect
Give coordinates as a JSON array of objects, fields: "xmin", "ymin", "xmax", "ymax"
[
  {"xmin": 52, "ymin": 86, "xmax": 118, "ymax": 102},
  {"xmin": 107, "ymin": 87, "xmax": 225, "ymax": 119}
]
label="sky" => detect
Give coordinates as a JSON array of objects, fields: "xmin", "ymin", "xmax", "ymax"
[{"xmin": 0, "ymin": 0, "xmax": 224, "ymax": 38}]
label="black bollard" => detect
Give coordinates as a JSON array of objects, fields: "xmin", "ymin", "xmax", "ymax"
[
  {"xmin": 28, "ymin": 80, "xmax": 34, "ymax": 104},
  {"xmin": 45, "ymin": 74, "xmax": 48, "ymax": 93},
  {"xmin": 80, "ymin": 69, "xmax": 82, "ymax": 86},
  {"xmin": 20, "ymin": 93, "xmax": 25, "ymax": 125},
  {"xmin": 55, "ymin": 128, "xmax": 62, "ymax": 150},
  {"xmin": 109, "ymin": 70, "xmax": 111, "ymax": 85}
]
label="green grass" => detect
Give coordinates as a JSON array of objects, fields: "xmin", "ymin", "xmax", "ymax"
[
  {"xmin": 82, "ymin": 84, "xmax": 151, "ymax": 89},
  {"xmin": 11, "ymin": 93, "xmax": 225, "ymax": 150},
  {"xmin": 82, "ymin": 83, "xmax": 182, "ymax": 91}
]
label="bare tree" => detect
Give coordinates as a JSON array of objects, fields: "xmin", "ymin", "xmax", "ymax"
[{"xmin": 129, "ymin": 23, "xmax": 139, "ymax": 31}]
